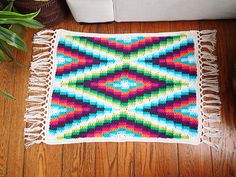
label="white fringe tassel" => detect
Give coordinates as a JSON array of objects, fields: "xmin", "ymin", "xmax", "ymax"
[
  {"xmin": 198, "ymin": 30, "xmax": 222, "ymax": 150},
  {"xmin": 24, "ymin": 30, "xmax": 56, "ymax": 148},
  {"xmin": 24, "ymin": 29, "xmax": 222, "ymax": 149}
]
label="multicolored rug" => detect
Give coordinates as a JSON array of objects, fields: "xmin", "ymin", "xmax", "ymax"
[{"xmin": 24, "ymin": 30, "xmax": 221, "ymax": 148}]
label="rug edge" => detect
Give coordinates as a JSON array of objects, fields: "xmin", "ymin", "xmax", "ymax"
[
  {"xmin": 24, "ymin": 29, "xmax": 222, "ymax": 149},
  {"xmin": 24, "ymin": 30, "xmax": 57, "ymax": 148},
  {"xmin": 197, "ymin": 30, "xmax": 222, "ymax": 150}
]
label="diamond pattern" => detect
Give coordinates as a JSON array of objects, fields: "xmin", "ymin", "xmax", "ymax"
[{"xmin": 48, "ymin": 32, "xmax": 199, "ymax": 142}]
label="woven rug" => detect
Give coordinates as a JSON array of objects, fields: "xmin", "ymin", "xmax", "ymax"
[{"xmin": 25, "ymin": 29, "xmax": 221, "ymax": 148}]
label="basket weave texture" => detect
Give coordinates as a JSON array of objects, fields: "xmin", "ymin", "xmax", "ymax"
[{"xmin": 14, "ymin": 0, "xmax": 69, "ymax": 27}]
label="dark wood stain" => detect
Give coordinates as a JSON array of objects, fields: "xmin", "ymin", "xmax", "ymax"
[{"xmin": 0, "ymin": 15, "xmax": 235, "ymax": 177}]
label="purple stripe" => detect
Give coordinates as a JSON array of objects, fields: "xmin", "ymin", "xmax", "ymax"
[
  {"xmin": 56, "ymin": 44, "xmax": 108, "ymax": 76},
  {"xmin": 81, "ymin": 36, "xmax": 172, "ymax": 54},
  {"xmin": 145, "ymin": 43, "xmax": 196, "ymax": 76},
  {"xmin": 77, "ymin": 69, "xmax": 167, "ymax": 102},
  {"xmin": 143, "ymin": 92, "xmax": 198, "ymax": 129},
  {"xmin": 49, "ymin": 93, "xmax": 104, "ymax": 130},
  {"xmin": 72, "ymin": 118, "xmax": 169, "ymax": 138}
]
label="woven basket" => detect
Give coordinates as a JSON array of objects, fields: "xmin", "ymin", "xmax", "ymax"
[{"xmin": 14, "ymin": 0, "xmax": 69, "ymax": 27}]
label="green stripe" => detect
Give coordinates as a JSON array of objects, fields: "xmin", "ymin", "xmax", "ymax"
[
  {"xmin": 57, "ymin": 113, "xmax": 188, "ymax": 140},
  {"xmin": 63, "ymin": 35, "xmax": 185, "ymax": 60}
]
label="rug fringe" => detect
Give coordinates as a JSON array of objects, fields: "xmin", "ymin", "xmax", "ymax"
[
  {"xmin": 24, "ymin": 30, "xmax": 56, "ymax": 148},
  {"xmin": 24, "ymin": 29, "xmax": 222, "ymax": 148},
  {"xmin": 198, "ymin": 30, "xmax": 222, "ymax": 150}
]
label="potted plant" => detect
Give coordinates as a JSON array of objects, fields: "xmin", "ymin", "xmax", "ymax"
[
  {"xmin": 0, "ymin": 1, "xmax": 44, "ymax": 99},
  {"xmin": 14, "ymin": 0, "xmax": 69, "ymax": 27}
]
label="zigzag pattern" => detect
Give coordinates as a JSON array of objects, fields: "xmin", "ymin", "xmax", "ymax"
[{"xmin": 48, "ymin": 33, "xmax": 199, "ymax": 142}]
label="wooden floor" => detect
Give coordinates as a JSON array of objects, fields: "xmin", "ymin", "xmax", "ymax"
[{"xmin": 0, "ymin": 16, "xmax": 236, "ymax": 177}]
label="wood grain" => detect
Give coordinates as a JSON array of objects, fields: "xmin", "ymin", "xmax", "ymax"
[
  {"xmin": 134, "ymin": 22, "xmax": 179, "ymax": 177},
  {"xmin": 21, "ymin": 29, "xmax": 63, "ymax": 177},
  {"xmin": 0, "ymin": 52, "xmax": 16, "ymax": 177},
  {"xmin": 95, "ymin": 23, "xmax": 118, "ymax": 177},
  {"xmin": 132, "ymin": 22, "xmax": 156, "ymax": 177},
  {"xmin": 114, "ymin": 22, "xmax": 135, "ymax": 177},
  {"xmin": 62, "ymin": 144, "xmax": 95, "ymax": 177},
  {"xmin": 200, "ymin": 20, "xmax": 236, "ymax": 177},
  {"xmin": 118, "ymin": 142, "xmax": 134, "ymax": 177},
  {"xmin": 135, "ymin": 143, "xmax": 156, "ymax": 177},
  {"xmin": 5, "ymin": 29, "xmax": 35, "ymax": 177},
  {"xmin": 24, "ymin": 145, "xmax": 63, "ymax": 177},
  {"xmin": 0, "ymin": 16, "xmax": 235, "ymax": 177},
  {"xmin": 168, "ymin": 21, "xmax": 214, "ymax": 177},
  {"xmin": 62, "ymin": 22, "xmax": 97, "ymax": 177}
]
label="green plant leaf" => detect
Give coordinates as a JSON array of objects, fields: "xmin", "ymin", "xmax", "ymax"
[
  {"xmin": 0, "ymin": 19, "xmax": 44, "ymax": 28},
  {"xmin": 3, "ymin": 2, "xmax": 13, "ymax": 11},
  {"xmin": 0, "ymin": 26, "xmax": 27, "ymax": 51},
  {"xmin": 0, "ymin": 89, "xmax": 15, "ymax": 100},
  {"xmin": 0, "ymin": 10, "xmax": 40, "ymax": 20},
  {"xmin": 13, "ymin": 61, "xmax": 28, "ymax": 68},
  {"xmin": 0, "ymin": 41, "xmax": 14, "ymax": 61},
  {"xmin": 0, "ymin": 52, "xmax": 5, "ymax": 61},
  {"xmin": 19, "ymin": 19, "xmax": 45, "ymax": 28}
]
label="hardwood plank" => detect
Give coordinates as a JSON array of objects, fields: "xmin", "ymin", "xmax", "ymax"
[
  {"xmin": 113, "ymin": 22, "xmax": 135, "ymax": 177},
  {"xmin": 95, "ymin": 23, "xmax": 118, "ymax": 177},
  {"xmin": 62, "ymin": 144, "xmax": 95, "ymax": 177},
  {"xmin": 96, "ymin": 142, "xmax": 118, "ymax": 177},
  {"xmin": 135, "ymin": 143, "xmax": 179, "ymax": 177},
  {"xmin": 22, "ymin": 18, "xmax": 90, "ymax": 177},
  {"xmin": 133, "ymin": 22, "xmax": 179, "ymax": 177},
  {"xmin": 178, "ymin": 144, "xmax": 214, "ymax": 177},
  {"xmin": 5, "ymin": 29, "xmax": 35, "ymax": 177},
  {"xmin": 155, "ymin": 144, "xmax": 179, "ymax": 177},
  {"xmin": 199, "ymin": 20, "xmax": 236, "ymax": 177},
  {"xmin": 168, "ymin": 21, "xmax": 214, "ymax": 177},
  {"xmin": 132, "ymin": 22, "xmax": 155, "ymax": 177},
  {"xmin": 135, "ymin": 143, "xmax": 156, "ymax": 177},
  {"xmin": 0, "ymin": 53, "xmax": 16, "ymax": 177},
  {"xmin": 118, "ymin": 142, "xmax": 134, "ymax": 177},
  {"xmin": 22, "ymin": 27, "xmax": 63, "ymax": 177},
  {"xmin": 24, "ymin": 145, "xmax": 63, "ymax": 177},
  {"xmin": 145, "ymin": 21, "xmax": 179, "ymax": 177},
  {"xmin": 62, "ymin": 23, "xmax": 97, "ymax": 177},
  {"xmin": 0, "ymin": 15, "xmax": 236, "ymax": 177}
]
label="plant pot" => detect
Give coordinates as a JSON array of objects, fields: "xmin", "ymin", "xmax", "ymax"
[{"xmin": 14, "ymin": 0, "xmax": 69, "ymax": 27}]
